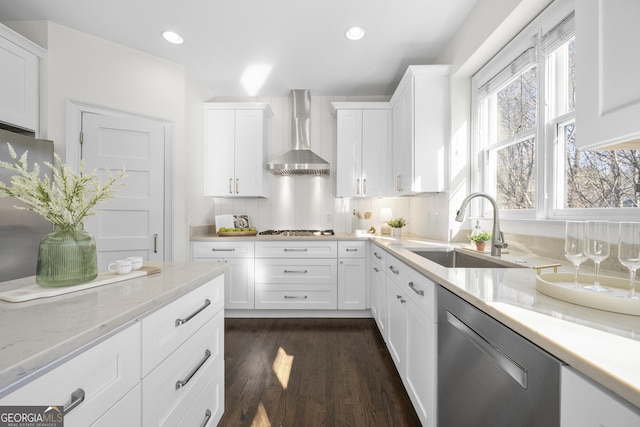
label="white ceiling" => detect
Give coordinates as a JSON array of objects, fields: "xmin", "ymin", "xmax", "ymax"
[{"xmin": 0, "ymin": 0, "xmax": 477, "ymax": 97}]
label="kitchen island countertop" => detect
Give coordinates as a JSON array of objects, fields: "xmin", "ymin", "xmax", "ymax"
[{"xmin": 0, "ymin": 261, "xmax": 227, "ymax": 396}]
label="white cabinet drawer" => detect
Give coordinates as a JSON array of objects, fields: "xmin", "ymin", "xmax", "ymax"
[
  {"xmin": 338, "ymin": 241, "xmax": 366, "ymax": 258},
  {"xmin": 92, "ymin": 383, "xmax": 142, "ymax": 427},
  {"xmin": 370, "ymin": 245, "xmax": 387, "ymax": 267},
  {"xmin": 403, "ymin": 268, "xmax": 437, "ymax": 321},
  {"xmin": 255, "ymin": 259, "xmax": 337, "ymax": 284},
  {"xmin": 141, "ymin": 275, "xmax": 223, "ymax": 376},
  {"xmin": 255, "ymin": 241, "xmax": 337, "ymax": 258},
  {"xmin": 0, "ymin": 323, "xmax": 141, "ymax": 427},
  {"xmin": 177, "ymin": 364, "xmax": 224, "ymax": 427},
  {"xmin": 142, "ymin": 311, "xmax": 224, "ymax": 427},
  {"xmin": 386, "ymin": 254, "xmax": 408, "ymax": 285},
  {"xmin": 192, "ymin": 241, "xmax": 254, "ymax": 258},
  {"xmin": 255, "ymin": 283, "xmax": 338, "ymax": 309}
]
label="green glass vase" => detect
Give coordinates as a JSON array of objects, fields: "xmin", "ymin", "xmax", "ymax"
[{"xmin": 36, "ymin": 223, "xmax": 98, "ymax": 287}]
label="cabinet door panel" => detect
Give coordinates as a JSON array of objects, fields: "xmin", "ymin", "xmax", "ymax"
[
  {"xmin": 204, "ymin": 109, "xmax": 235, "ymax": 196},
  {"xmin": 336, "ymin": 109, "xmax": 362, "ymax": 197},
  {"xmin": 338, "ymin": 258, "xmax": 366, "ymax": 310},
  {"xmin": 386, "ymin": 278, "xmax": 407, "ymax": 375},
  {"xmin": 234, "ymin": 109, "xmax": 265, "ymax": 196},
  {"xmin": 362, "ymin": 110, "xmax": 389, "ymax": 197},
  {"xmin": 0, "ymin": 34, "xmax": 38, "ymax": 131},
  {"xmin": 576, "ymin": 0, "xmax": 640, "ymax": 148},
  {"xmin": 225, "ymin": 258, "xmax": 255, "ymax": 309}
]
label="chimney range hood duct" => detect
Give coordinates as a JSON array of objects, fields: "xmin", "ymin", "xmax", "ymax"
[{"xmin": 266, "ymin": 89, "xmax": 330, "ymax": 175}]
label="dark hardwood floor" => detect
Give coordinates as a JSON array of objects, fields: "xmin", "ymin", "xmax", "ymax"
[{"xmin": 220, "ymin": 318, "xmax": 421, "ymax": 427}]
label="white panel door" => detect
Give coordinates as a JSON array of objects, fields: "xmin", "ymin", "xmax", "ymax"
[
  {"xmin": 336, "ymin": 109, "xmax": 362, "ymax": 197},
  {"xmin": 81, "ymin": 112, "xmax": 165, "ymax": 270},
  {"xmin": 362, "ymin": 109, "xmax": 389, "ymax": 197}
]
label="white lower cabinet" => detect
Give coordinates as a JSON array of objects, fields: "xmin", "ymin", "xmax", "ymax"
[
  {"xmin": 369, "ymin": 245, "xmax": 387, "ymax": 334},
  {"xmin": 379, "ymin": 247, "xmax": 437, "ymax": 427},
  {"xmin": 192, "ymin": 241, "xmax": 255, "ymax": 309},
  {"xmin": 561, "ymin": 366, "xmax": 640, "ymax": 427},
  {"xmin": 92, "ymin": 384, "xmax": 142, "ymax": 427},
  {"xmin": 337, "ymin": 241, "xmax": 367, "ymax": 310},
  {"xmin": 0, "ymin": 323, "xmax": 141, "ymax": 427}
]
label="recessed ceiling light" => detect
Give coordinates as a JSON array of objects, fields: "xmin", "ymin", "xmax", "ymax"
[
  {"xmin": 345, "ymin": 26, "xmax": 365, "ymax": 41},
  {"xmin": 162, "ymin": 31, "xmax": 184, "ymax": 44}
]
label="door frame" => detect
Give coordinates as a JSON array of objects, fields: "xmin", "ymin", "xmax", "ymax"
[{"xmin": 65, "ymin": 99, "xmax": 173, "ymax": 260}]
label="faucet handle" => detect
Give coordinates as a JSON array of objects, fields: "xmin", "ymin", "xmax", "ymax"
[{"xmin": 494, "ymin": 231, "xmax": 508, "ymax": 249}]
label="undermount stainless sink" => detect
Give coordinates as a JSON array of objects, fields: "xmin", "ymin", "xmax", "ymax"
[{"xmin": 409, "ymin": 248, "xmax": 524, "ymax": 269}]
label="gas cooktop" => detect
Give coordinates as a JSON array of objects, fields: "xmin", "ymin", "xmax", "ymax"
[{"xmin": 258, "ymin": 229, "xmax": 335, "ymax": 237}]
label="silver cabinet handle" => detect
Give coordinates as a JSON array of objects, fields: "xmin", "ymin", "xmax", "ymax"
[
  {"xmin": 229, "ymin": 178, "xmax": 232, "ymax": 194},
  {"xmin": 176, "ymin": 349, "xmax": 211, "ymax": 389},
  {"xmin": 175, "ymin": 299, "xmax": 211, "ymax": 327},
  {"xmin": 374, "ymin": 252, "xmax": 382, "ymax": 260},
  {"xmin": 363, "ymin": 178, "xmax": 367, "ymax": 195},
  {"xmin": 408, "ymin": 281, "xmax": 424, "ymax": 296},
  {"xmin": 346, "ymin": 248, "xmax": 358, "ymax": 252},
  {"xmin": 396, "ymin": 295, "xmax": 406, "ymax": 303},
  {"xmin": 357, "ymin": 178, "xmax": 360, "ymax": 194},
  {"xmin": 212, "ymin": 248, "xmax": 235, "ymax": 252},
  {"xmin": 388, "ymin": 265, "xmax": 399, "ymax": 275},
  {"xmin": 284, "ymin": 248, "xmax": 308, "ymax": 252},
  {"xmin": 446, "ymin": 311, "xmax": 527, "ymax": 388},
  {"xmin": 284, "ymin": 295, "xmax": 308, "ymax": 299},
  {"xmin": 153, "ymin": 233, "xmax": 158, "ymax": 253},
  {"xmin": 63, "ymin": 388, "xmax": 85, "ymax": 415},
  {"xmin": 200, "ymin": 409, "xmax": 212, "ymax": 427},
  {"xmin": 236, "ymin": 178, "xmax": 239, "ymax": 194},
  {"xmin": 373, "ymin": 267, "xmax": 380, "ymax": 272},
  {"xmin": 284, "ymin": 269, "xmax": 308, "ymax": 273}
]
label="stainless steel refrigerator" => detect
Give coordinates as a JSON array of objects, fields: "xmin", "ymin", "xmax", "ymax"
[{"xmin": 0, "ymin": 128, "xmax": 54, "ymax": 282}]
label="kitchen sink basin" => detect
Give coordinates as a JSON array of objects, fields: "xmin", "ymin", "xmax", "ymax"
[{"xmin": 409, "ymin": 248, "xmax": 524, "ymax": 268}]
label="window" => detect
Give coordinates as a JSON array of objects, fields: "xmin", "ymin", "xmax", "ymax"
[{"xmin": 472, "ymin": 0, "xmax": 640, "ymax": 220}]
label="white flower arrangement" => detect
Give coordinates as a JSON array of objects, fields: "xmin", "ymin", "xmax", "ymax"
[{"xmin": 0, "ymin": 143, "xmax": 126, "ymax": 228}]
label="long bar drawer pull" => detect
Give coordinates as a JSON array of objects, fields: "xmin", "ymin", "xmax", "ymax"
[
  {"xmin": 284, "ymin": 248, "xmax": 308, "ymax": 252},
  {"xmin": 200, "ymin": 409, "xmax": 212, "ymax": 427},
  {"xmin": 346, "ymin": 248, "xmax": 358, "ymax": 252},
  {"xmin": 175, "ymin": 299, "xmax": 211, "ymax": 327},
  {"xmin": 284, "ymin": 269, "xmax": 308, "ymax": 273},
  {"xmin": 388, "ymin": 265, "xmax": 399, "ymax": 275},
  {"xmin": 63, "ymin": 388, "xmax": 85, "ymax": 415},
  {"xmin": 212, "ymin": 248, "xmax": 235, "ymax": 252},
  {"xmin": 176, "ymin": 349, "xmax": 211, "ymax": 390},
  {"xmin": 284, "ymin": 295, "xmax": 308, "ymax": 299},
  {"xmin": 446, "ymin": 311, "xmax": 527, "ymax": 388},
  {"xmin": 408, "ymin": 281, "xmax": 424, "ymax": 296}
]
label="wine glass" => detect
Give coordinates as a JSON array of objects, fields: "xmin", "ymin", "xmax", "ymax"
[
  {"xmin": 585, "ymin": 220, "xmax": 611, "ymax": 292},
  {"xmin": 564, "ymin": 221, "xmax": 588, "ymax": 288},
  {"xmin": 618, "ymin": 222, "xmax": 640, "ymax": 299}
]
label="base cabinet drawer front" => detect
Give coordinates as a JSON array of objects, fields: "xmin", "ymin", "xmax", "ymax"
[
  {"xmin": 561, "ymin": 366, "xmax": 640, "ymax": 427},
  {"xmin": 255, "ymin": 284, "xmax": 338, "ymax": 309},
  {"xmin": 255, "ymin": 241, "xmax": 338, "ymax": 258},
  {"xmin": 92, "ymin": 383, "xmax": 142, "ymax": 427},
  {"xmin": 403, "ymin": 268, "xmax": 437, "ymax": 321},
  {"xmin": 370, "ymin": 246, "xmax": 387, "ymax": 268},
  {"xmin": 142, "ymin": 311, "xmax": 224, "ymax": 427},
  {"xmin": 177, "ymin": 365, "xmax": 224, "ymax": 427},
  {"xmin": 255, "ymin": 259, "xmax": 337, "ymax": 284},
  {"xmin": 386, "ymin": 254, "xmax": 408, "ymax": 286},
  {"xmin": 338, "ymin": 241, "xmax": 366, "ymax": 258},
  {"xmin": 0, "ymin": 323, "xmax": 141, "ymax": 427},
  {"xmin": 141, "ymin": 275, "xmax": 223, "ymax": 376},
  {"xmin": 192, "ymin": 241, "xmax": 254, "ymax": 259}
]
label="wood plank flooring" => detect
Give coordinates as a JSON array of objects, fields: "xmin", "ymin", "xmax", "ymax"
[{"xmin": 220, "ymin": 318, "xmax": 421, "ymax": 427}]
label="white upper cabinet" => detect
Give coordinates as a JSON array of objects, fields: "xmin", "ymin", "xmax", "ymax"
[
  {"xmin": 203, "ymin": 103, "xmax": 272, "ymax": 197},
  {"xmin": 575, "ymin": 0, "xmax": 640, "ymax": 149},
  {"xmin": 390, "ymin": 65, "xmax": 449, "ymax": 195},
  {"xmin": 333, "ymin": 103, "xmax": 391, "ymax": 197},
  {"xmin": 0, "ymin": 24, "xmax": 45, "ymax": 132}
]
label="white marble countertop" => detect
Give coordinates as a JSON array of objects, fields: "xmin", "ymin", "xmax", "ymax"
[
  {"xmin": 370, "ymin": 236, "xmax": 640, "ymax": 409},
  {"xmin": 0, "ymin": 261, "xmax": 227, "ymax": 396}
]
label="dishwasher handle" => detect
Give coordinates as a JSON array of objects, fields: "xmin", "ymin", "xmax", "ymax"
[{"xmin": 446, "ymin": 311, "xmax": 528, "ymax": 389}]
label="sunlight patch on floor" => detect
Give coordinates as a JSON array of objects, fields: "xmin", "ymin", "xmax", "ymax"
[
  {"xmin": 272, "ymin": 346, "xmax": 294, "ymax": 389},
  {"xmin": 251, "ymin": 401, "xmax": 271, "ymax": 427}
]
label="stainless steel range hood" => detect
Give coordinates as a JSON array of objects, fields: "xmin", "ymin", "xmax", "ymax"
[{"xmin": 266, "ymin": 89, "xmax": 330, "ymax": 175}]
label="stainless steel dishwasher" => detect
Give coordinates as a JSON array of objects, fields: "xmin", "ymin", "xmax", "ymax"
[{"xmin": 438, "ymin": 286, "xmax": 562, "ymax": 426}]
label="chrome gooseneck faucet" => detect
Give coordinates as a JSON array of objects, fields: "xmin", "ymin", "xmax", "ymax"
[{"xmin": 455, "ymin": 192, "xmax": 508, "ymax": 257}]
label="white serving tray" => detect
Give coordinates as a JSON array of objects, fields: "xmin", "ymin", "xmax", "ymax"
[
  {"xmin": 536, "ymin": 272, "xmax": 640, "ymax": 316},
  {"xmin": 0, "ymin": 266, "xmax": 161, "ymax": 303}
]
